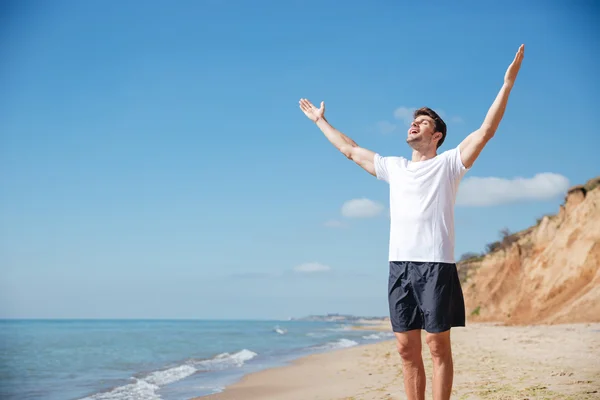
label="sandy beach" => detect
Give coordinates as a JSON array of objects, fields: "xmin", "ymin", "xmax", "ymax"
[{"xmin": 196, "ymin": 322, "xmax": 600, "ymax": 400}]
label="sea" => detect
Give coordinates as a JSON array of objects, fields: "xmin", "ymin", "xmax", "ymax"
[{"xmin": 0, "ymin": 319, "xmax": 394, "ymax": 400}]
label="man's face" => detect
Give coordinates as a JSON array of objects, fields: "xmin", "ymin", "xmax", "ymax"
[{"xmin": 406, "ymin": 115, "xmax": 437, "ymax": 149}]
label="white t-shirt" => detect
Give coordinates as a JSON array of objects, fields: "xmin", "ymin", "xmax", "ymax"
[{"xmin": 374, "ymin": 145, "xmax": 469, "ymax": 263}]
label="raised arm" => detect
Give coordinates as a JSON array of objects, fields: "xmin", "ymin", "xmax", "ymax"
[
  {"xmin": 299, "ymin": 98, "xmax": 376, "ymax": 176},
  {"xmin": 459, "ymin": 44, "xmax": 525, "ymax": 169}
]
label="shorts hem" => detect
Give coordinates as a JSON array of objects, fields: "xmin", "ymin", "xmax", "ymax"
[
  {"xmin": 424, "ymin": 323, "xmax": 466, "ymax": 333},
  {"xmin": 391, "ymin": 323, "xmax": 466, "ymax": 334},
  {"xmin": 391, "ymin": 326, "xmax": 421, "ymax": 333}
]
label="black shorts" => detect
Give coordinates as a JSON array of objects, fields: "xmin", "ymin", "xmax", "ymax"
[{"xmin": 388, "ymin": 261, "xmax": 466, "ymax": 333}]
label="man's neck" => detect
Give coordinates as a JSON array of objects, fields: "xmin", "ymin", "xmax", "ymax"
[{"xmin": 411, "ymin": 148, "xmax": 437, "ymax": 163}]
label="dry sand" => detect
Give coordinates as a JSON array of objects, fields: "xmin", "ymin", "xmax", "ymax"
[{"xmin": 195, "ymin": 322, "xmax": 600, "ymax": 400}]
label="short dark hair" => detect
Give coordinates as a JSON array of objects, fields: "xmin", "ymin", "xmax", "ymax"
[{"xmin": 413, "ymin": 107, "xmax": 447, "ymax": 149}]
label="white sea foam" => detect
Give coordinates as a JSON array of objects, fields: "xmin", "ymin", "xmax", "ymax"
[
  {"xmin": 273, "ymin": 325, "xmax": 287, "ymax": 335},
  {"xmin": 326, "ymin": 324, "xmax": 353, "ymax": 331},
  {"xmin": 319, "ymin": 338, "xmax": 359, "ymax": 350},
  {"xmin": 335, "ymin": 338, "xmax": 359, "ymax": 348},
  {"xmin": 79, "ymin": 349, "xmax": 257, "ymax": 400},
  {"xmin": 197, "ymin": 349, "xmax": 257, "ymax": 370},
  {"xmin": 144, "ymin": 364, "xmax": 197, "ymax": 386},
  {"xmin": 306, "ymin": 332, "xmax": 328, "ymax": 338},
  {"xmin": 362, "ymin": 332, "xmax": 395, "ymax": 340},
  {"xmin": 362, "ymin": 334, "xmax": 381, "ymax": 340},
  {"xmin": 80, "ymin": 379, "xmax": 161, "ymax": 400}
]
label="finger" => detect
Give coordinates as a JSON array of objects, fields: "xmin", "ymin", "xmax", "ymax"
[
  {"xmin": 301, "ymin": 102, "xmax": 313, "ymax": 112},
  {"xmin": 320, "ymin": 101, "xmax": 325, "ymax": 110},
  {"xmin": 300, "ymin": 98, "xmax": 313, "ymax": 108},
  {"xmin": 511, "ymin": 49, "xmax": 522, "ymax": 65}
]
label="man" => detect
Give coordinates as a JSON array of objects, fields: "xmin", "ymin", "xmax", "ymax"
[{"xmin": 299, "ymin": 45, "xmax": 525, "ymax": 400}]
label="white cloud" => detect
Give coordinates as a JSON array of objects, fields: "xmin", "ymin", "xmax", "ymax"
[
  {"xmin": 457, "ymin": 173, "xmax": 570, "ymax": 207},
  {"xmin": 323, "ymin": 219, "xmax": 347, "ymax": 228},
  {"xmin": 293, "ymin": 262, "xmax": 331, "ymax": 273},
  {"xmin": 341, "ymin": 198, "xmax": 384, "ymax": 218},
  {"xmin": 393, "ymin": 106, "xmax": 416, "ymax": 125},
  {"xmin": 376, "ymin": 120, "xmax": 397, "ymax": 134}
]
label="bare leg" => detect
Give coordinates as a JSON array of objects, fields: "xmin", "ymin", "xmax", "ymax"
[
  {"xmin": 395, "ymin": 330, "xmax": 426, "ymax": 400},
  {"xmin": 425, "ymin": 330, "xmax": 453, "ymax": 400}
]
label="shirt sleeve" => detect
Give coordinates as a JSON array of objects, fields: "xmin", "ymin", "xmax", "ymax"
[
  {"xmin": 374, "ymin": 153, "xmax": 391, "ymax": 183},
  {"xmin": 446, "ymin": 145, "xmax": 470, "ymax": 181}
]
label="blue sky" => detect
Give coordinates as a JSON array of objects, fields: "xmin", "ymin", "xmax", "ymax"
[{"xmin": 1, "ymin": 0, "xmax": 598, "ymax": 319}]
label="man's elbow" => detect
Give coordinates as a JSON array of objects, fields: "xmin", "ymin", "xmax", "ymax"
[
  {"xmin": 478, "ymin": 125, "xmax": 496, "ymax": 141},
  {"xmin": 340, "ymin": 144, "xmax": 356, "ymax": 160}
]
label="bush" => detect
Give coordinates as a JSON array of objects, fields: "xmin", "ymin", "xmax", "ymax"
[
  {"xmin": 584, "ymin": 176, "xmax": 600, "ymax": 192},
  {"xmin": 485, "ymin": 228, "xmax": 518, "ymax": 254},
  {"xmin": 459, "ymin": 252, "xmax": 481, "ymax": 262},
  {"xmin": 485, "ymin": 241, "xmax": 502, "ymax": 253}
]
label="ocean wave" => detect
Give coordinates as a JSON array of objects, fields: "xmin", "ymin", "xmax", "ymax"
[
  {"xmin": 325, "ymin": 324, "xmax": 353, "ymax": 332},
  {"xmin": 273, "ymin": 325, "xmax": 287, "ymax": 335},
  {"xmin": 362, "ymin": 332, "xmax": 395, "ymax": 340},
  {"xmin": 306, "ymin": 332, "xmax": 328, "ymax": 338},
  {"xmin": 79, "ymin": 349, "xmax": 257, "ymax": 400},
  {"xmin": 196, "ymin": 349, "xmax": 257, "ymax": 370},
  {"xmin": 80, "ymin": 379, "xmax": 161, "ymax": 400},
  {"xmin": 316, "ymin": 338, "xmax": 359, "ymax": 350},
  {"xmin": 144, "ymin": 364, "xmax": 197, "ymax": 386}
]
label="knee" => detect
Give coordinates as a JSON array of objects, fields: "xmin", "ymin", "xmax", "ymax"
[
  {"xmin": 396, "ymin": 340, "xmax": 420, "ymax": 361},
  {"xmin": 426, "ymin": 334, "xmax": 451, "ymax": 360}
]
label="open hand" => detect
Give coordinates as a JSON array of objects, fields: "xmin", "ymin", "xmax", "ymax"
[
  {"xmin": 299, "ymin": 98, "xmax": 325, "ymax": 122},
  {"xmin": 504, "ymin": 44, "xmax": 525, "ymax": 87}
]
